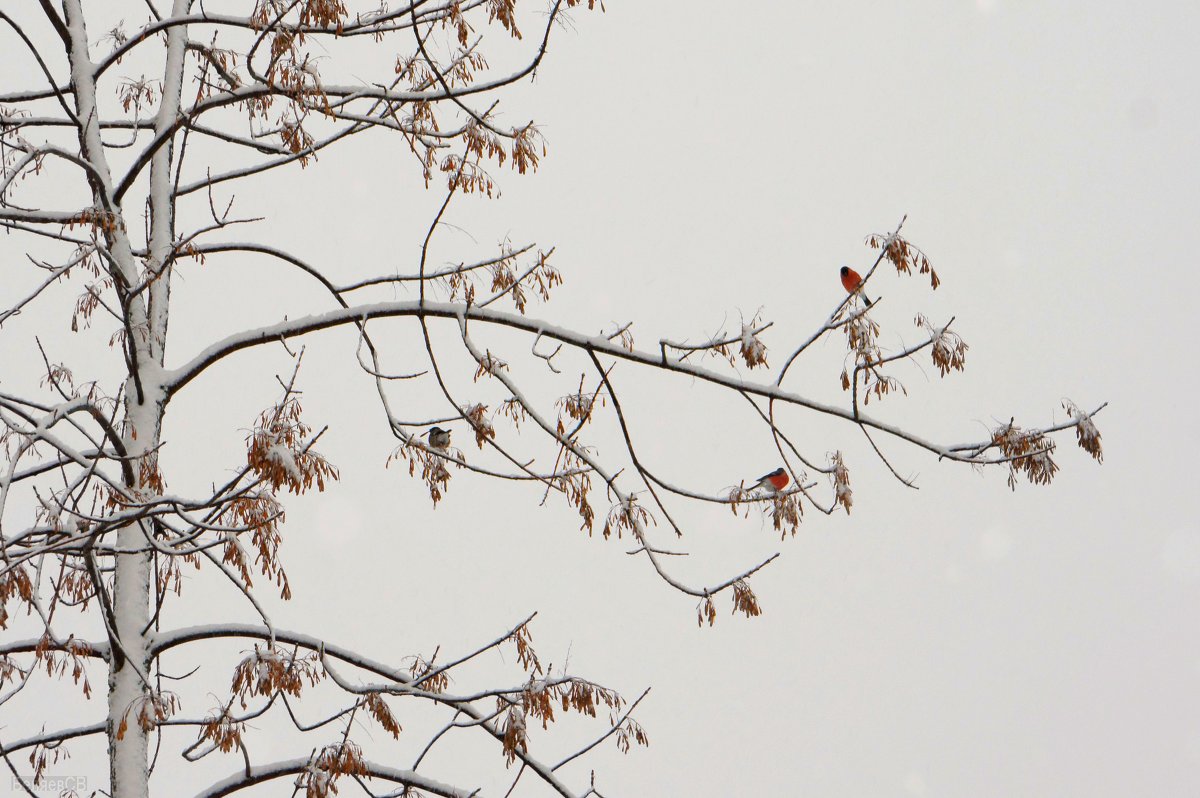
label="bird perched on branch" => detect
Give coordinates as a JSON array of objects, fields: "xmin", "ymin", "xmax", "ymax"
[
  {"xmin": 424, "ymin": 426, "xmax": 451, "ymax": 451},
  {"xmin": 750, "ymin": 467, "xmax": 790, "ymax": 493},
  {"xmin": 840, "ymin": 266, "xmax": 873, "ymax": 307}
]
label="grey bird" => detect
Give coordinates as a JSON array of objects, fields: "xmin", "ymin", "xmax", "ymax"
[{"xmin": 424, "ymin": 426, "xmax": 451, "ymax": 451}]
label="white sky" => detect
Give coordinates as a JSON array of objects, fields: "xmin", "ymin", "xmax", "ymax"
[{"xmin": 3, "ymin": 1, "xmax": 1199, "ymax": 796}]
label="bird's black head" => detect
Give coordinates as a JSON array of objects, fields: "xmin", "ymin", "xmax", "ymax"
[{"xmin": 839, "ymin": 266, "xmax": 849, "ymax": 277}]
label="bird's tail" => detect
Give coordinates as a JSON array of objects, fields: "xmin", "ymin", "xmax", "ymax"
[{"xmin": 864, "ymin": 294, "xmax": 873, "ymax": 307}]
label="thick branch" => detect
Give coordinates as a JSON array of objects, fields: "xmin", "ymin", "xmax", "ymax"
[
  {"xmin": 161, "ymin": 300, "xmax": 1104, "ymax": 466},
  {"xmin": 196, "ymin": 757, "xmax": 475, "ymax": 798}
]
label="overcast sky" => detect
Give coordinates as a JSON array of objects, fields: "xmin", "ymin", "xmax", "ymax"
[{"xmin": 3, "ymin": 1, "xmax": 1199, "ymax": 796}]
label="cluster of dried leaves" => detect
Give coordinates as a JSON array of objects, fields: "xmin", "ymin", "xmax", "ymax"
[
  {"xmin": 215, "ymin": 394, "xmax": 338, "ymax": 597},
  {"xmin": 132, "ymin": 690, "xmax": 180, "ymax": 736},
  {"xmin": 490, "ymin": 247, "xmax": 562, "ymax": 314},
  {"xmin": 220, "ymin": 492, "xmax": 290, "ymax": 598},
  {"xmin": 830, "ymin": 452, "xmax": 853, "ymax": 513},
  {"xmin": 866, "ymin": 232, "xmax": 940, "ymax": 289},
  {"xmin": 246, "ymin": 396, "xmax": 339, "ymax": 495},
  {"xmin": 249, "ymin": 2, "xmax": 346, "ymax": 164},
  {"xmin": 465, "ymin": 402, "xmax": 496, "ymax": 448},
  {"xmin": 502, "ymin": 674, "xmax": 645, "ymax": 765},
  {"xmin": 1064, "ymin": 400, "xmax": 1103, "ymax": 462},
  {"xmin": 697, "ymin": 578, "xmax": 763, "ymax": 627},
  {"xmin": 556, "ymin": 377, "xmax": 604, "ymax": 434},
  {"xmin": 63, "ymin": 208, "xmax": 119, "ymax": 235},
  {"xmin": 473, "ymin": 350, "xmax": 509, "ymax": 382},
  {"xmin": 199, "ymin": 707, "xmax": 246, "ymax": 755},
  {"xmin": 363, "ymin": 693, "xmax": 403, "ymax": 738},
  {"xmin": 610, "ymin": 324, "xmax": 636, "ymax": 352},
  {"xmin": 34, "ymin": 634, "xmax": 94, "ymax": 699},
  {"xmin": 444, "ymin": 246, "xmax": 562, "ymax": 314},
  {"xmin": 231, "ymin": 645, "xmax": 325, "ymax": 708},
  {"xmin": 58, "ymin": 563, "xmax": 101, "ymax": 613},
  {"xmin": 557, "ymin": 449, "xmax": 596, "ymax": 533},
  {"xmin": 992, "ymin": 419, "xmax": 1058, "ymax": 489},
  {"xmin": 990, "ymin": 403, "xmax": 1103, "ymax": 490},
  {"xmin": 26, "ymin": 740, "xmax": 70, "ymax": 787},
  {"xmin": 698, "ymin": 316, "xmax": 771, "ymax": 371},
  {"xmin": 296, "ymin": 741, "xmax": 368, "ymax": 798},
  {"xmin": 0, "ymin": 565, "xmax": 34, "ymax": 629},
  {"xmin": 731, "ymin": 579, "xmax": 763, "ymax": 619},
  {"xmin": 498, "ymin": 396, "xmax": 528, "ymax": 429},
  {"xmin": 117, "ymin": 77, "xmax": 158, "ymax": 114},
  {"xmin": 740, "ymin": 322, "xmax": 769, "ymax": 369},
  {"xmin": 511, "ymin": 621, "xmax": 542, "ymax": 676},
  {"xmin": 839, "ymin": 305, "xmax": 905, "ymax": 405},
  {"xmin": 404, "ymin": 653, "xmax": 450, "ymax": 694},
  {"xmin": 768, "ymin": 492, "xmax": 804, "ymax": 538},
  {"xmin": 917, "ymin": 313, "xmax": 969, "ymax": 377},
  {"xmin": 602, "ymin": 495, "xmax": 653, "ymax": 541},
  {"xmin": 0, "ymin": 654, "xmax": 22, "ymax": 692}
]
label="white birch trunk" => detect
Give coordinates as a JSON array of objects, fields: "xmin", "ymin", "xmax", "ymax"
[{"xmin": 61, "ymin": 1, "xmax": 188, "ymax": 794}]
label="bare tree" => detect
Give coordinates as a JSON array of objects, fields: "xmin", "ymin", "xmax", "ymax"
[{"xmin": 0, "ymin": 2, "xmax": 1105, "ymax": 797}]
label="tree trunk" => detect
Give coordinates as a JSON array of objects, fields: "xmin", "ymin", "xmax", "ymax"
[{"xmin": 61, "ymin": 0, "xmax": 186, "ymax": 793}]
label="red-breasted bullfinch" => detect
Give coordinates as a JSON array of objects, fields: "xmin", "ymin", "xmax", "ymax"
[
  {"xmin": 840, "ymin": 266, "xmax": 873, "ymax": 307},
  {"xmin": 750, "ymin": 467, "xmax": 790, "ymax": 492}
]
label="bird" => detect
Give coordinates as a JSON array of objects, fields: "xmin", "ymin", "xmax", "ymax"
[
  {"xmin": 839, "ymin": 266, "xmax": 873, "ymax": 307},
  {"xmin": 424, "ymin": 426, "xmax": 451, "ymax": 451},
  {"xmin": 749, "ymin": 467, "xmax": 790, "ymax": 493}
]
